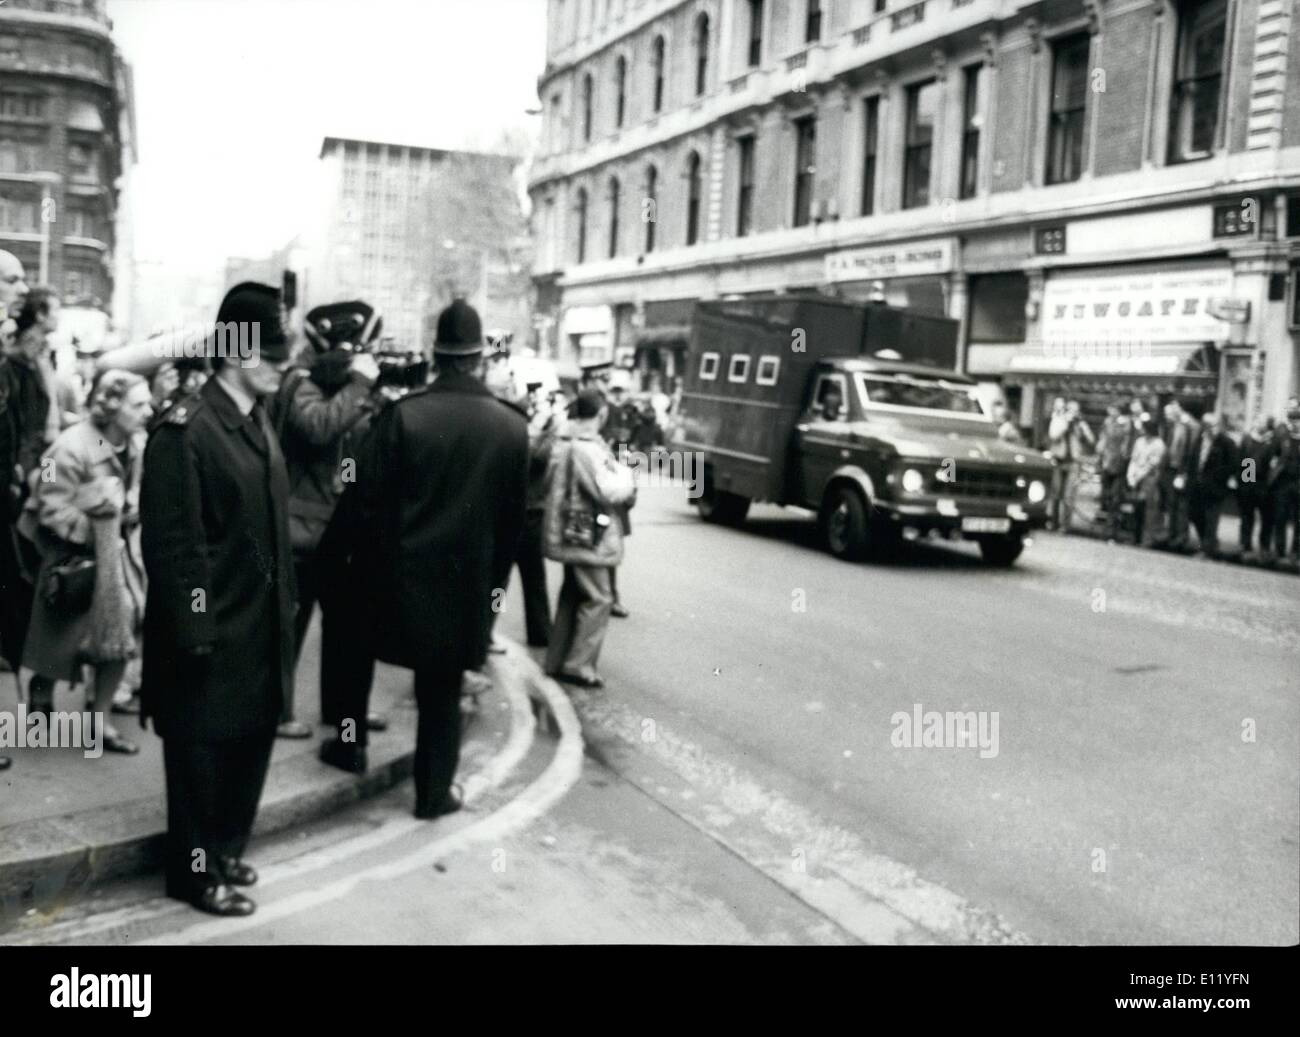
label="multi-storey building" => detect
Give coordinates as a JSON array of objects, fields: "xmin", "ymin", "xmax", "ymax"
[
  {"xmin": 309, "ymin": 136, "xmax": 532, "ymax": 352},
  {"xmin": 0, "ymin": 0, "xmax": 135, "ymax": 347},
  {"xmin": 528, "ymin": 0, "xmax": 1299, "ymax": 436}
]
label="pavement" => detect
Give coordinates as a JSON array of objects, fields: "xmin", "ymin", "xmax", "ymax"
[{"xmin": 0, "ymin": 613, "xmax": 462, "ymax": 929}]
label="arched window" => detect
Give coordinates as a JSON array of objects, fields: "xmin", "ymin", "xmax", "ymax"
[
  {"xmin": 644, "ymin": 164, "xmax": 658, "ymax": 253},
  {"xmin": 805, "ymin": 0, "xmax": 822, "ymax": 43},
  {"xmin": 614, "ymin": 55, "xmax": 627, "ymax": 128},
  {"xmin": 651, "ymin": 35, "xmax": 666, "ymax": 113},
  {"xmin": 575, "ymin": 186, "xmax": 589, "ymax": 263},
  {"xmin": 607, "ymin": 176, "xmax": 621, "ymax": 258},
  {"xmin": 686, "ymin": 150, "xmax": 702, "ymax": 246},
  {"xmin": 694, "ymin": 13, "xmax": 710, "ymax": 97},
  {"xmin": 582, "ymin": 72, "xmax": 594, "ymax": 142}
]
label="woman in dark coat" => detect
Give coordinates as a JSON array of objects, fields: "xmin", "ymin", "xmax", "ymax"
[{"xmin": 21, "ymin": 371, "xmax": 154, "ymax": 754}]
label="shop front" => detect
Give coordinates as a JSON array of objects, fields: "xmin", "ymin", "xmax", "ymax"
[
  {"xmin": 1003, "ymin": 261, "xmax": 1243, "ymax": 444},
  {"xmin": 823, "ymin": 237, "xmax": 955, "ymax": 317},
  {"xmin": 559, "ymin": 303, "xmax": 613, "ymax": 372},
  {"xmin": 630, "ymin": 297, "xmax": 694, "ymax": 394}
]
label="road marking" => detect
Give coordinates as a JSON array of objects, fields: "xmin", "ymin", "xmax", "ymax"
[
  {"xmin": 10, "ymin": 650, "xmax": 554, "ymax": 947},
  {"xmin": 570, "ymin": 690, "xmax": 1030, "ymax": 945},
  {"xmin": 142, "ymin": 646, "xmax": 583, "ymax": 945}
]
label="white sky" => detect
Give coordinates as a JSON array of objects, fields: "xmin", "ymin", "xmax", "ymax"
[{"xmin": 107, "ymin": 0, "xmax": 547, "ymax": 273}]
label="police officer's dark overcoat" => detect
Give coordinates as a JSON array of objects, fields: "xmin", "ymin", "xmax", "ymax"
[
  {"xmin": 320, "ymin": 369, "xmax": 528, "ymax": 675},
  {"xmin": 139, "ymin": 376, "xmax": 296, "ymax": 741}
]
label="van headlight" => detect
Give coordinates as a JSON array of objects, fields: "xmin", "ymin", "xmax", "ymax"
[
  {"xmin": 901, "ymin": 468, "xmax": 925, "ymax": 494},
  {"xmin": 1027, "ymin": 480, "xmax": 1047, "ymax": 503}
]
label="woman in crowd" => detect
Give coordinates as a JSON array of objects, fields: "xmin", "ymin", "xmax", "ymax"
[
  {"xmin": 20, "ymin": 370, "xmax": 154, "ymax": 754},
  {"xmin": 543, "ymin": 388, "xmax": 636, "ymax": 689},
  {"xmin": 1126, "ymin": 414, "xmax": 1166, "ymax": 549}
]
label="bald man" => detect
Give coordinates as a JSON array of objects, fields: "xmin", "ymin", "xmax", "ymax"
[
  {"xmin": 0, "ymin": 250, "xmax": 30, "ymax": 772},
  {"xmin": 0, "ymin": 249, "xmax": 27, "ymax": 344}
]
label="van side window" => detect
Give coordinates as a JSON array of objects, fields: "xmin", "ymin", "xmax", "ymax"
[
  {"xmin": 699, "ymin": 351, "xmax": 720, "ymax": 380},
  {"xmin": 728, "ymin": 354, "xmax": 751, "ymax": 383},
  {"xmin": 756, "ymin": 355, "xmax": 780, "ymax": 386},
  {"xmin": 811, "ymin": 373, "xmax": 849, "ymax": 421}
]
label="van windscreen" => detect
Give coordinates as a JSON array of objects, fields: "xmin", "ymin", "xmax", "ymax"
[{"xmin": 855, "ymin": 374, "xmax": 985, "ymax": 415}]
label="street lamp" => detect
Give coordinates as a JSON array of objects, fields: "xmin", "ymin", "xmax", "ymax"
[{"xmin": 30, "ymin": 171, "xmax": 62, "ymax": 286}]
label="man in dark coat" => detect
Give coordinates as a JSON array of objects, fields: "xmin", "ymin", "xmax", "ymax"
[
  {"xmin": 1186, "ymin": 411, "xmax": 1236, "ymax": 557},
  {"xmin": 0, "ymin": 248, "xmax": 30, "ymax": 773},
  {"xmin": 317, "ymin": 298, "xmax": 528, "ymax": 819},
  {"xmin": 140, "ymin": 282, "xmax": 296, "ymax": 917},
  {"xmin": 271, "ymin": 300, "xmax": 385, "ymax": 740},
  {"xmin": 1268, "ymin": 402, "xmax": 1300, "ymax": 566},
  {"xmin": 1159, "ymin": 400, "xmax": 1199, "ymax": 551},
  {"xmin": 1237, "ymin": 415, "xmax": 1275, "ymax": 559}
]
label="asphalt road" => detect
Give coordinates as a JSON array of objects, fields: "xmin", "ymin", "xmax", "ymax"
[{"xmin": 501, "ymin": 485, "xmax": 1298, "ymax": 945}]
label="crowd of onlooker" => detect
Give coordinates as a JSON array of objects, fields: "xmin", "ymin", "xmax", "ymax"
[{"xmin": 992, "ymin": 392, "xmax": 1300, "ymax": 565}]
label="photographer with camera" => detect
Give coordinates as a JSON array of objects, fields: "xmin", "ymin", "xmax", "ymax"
[
  {"xmin": 542, "ymin": 388, "xmax": 636, "ymax": 689},
  {"xmin": 271, "ymin": 301, "xmax": 389, "ymax": 740}
]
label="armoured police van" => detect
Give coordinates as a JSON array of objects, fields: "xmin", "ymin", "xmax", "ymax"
[{"xmin": 674, "ymin": 294, "xmax": 1052, "ymax": 565}]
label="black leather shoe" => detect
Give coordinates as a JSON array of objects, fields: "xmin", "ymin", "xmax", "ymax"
[
  {"xmin": 319, "ymin": 738, "xmax": 367, "ymax": 774},
  {"xmin": 0, "ymin": 757, "xmax": 11, "ymax": 772},
  {"xmin": 610, "ymin": 602, "xmax": 630, "ymax": 618},
  {"xmin": 104, "ymin": 730, "xmax": 140, "ymax": 755},
  {"xmin": 194, "ymin": 884, "xmax": 255, "ymax": 917},
  {"xmin": 219, "ymin": 856, "xmax": 258, "ymax": 887},
  {"xmin": 415, "ymin": 785, "xmax": 463, "ymax": 820},
  {"xmin": 553, "ymin": 671, "xmax": 604, "ymax": 689},
  {"xmin": 365, "ymin": 712, "xmax": 388, "ymax": 732}
]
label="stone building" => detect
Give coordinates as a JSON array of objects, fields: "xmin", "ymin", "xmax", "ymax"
[
  {"xmin": 528, "ymin": 0, "xmax": 1298, "ymax": 436},
  {"xmin": 0, "ymin": 0, "xmax": 135, "ymax": 347},
  {"xmin": 309, "ymin": 136, "xmax": 531, "ymax": 353}
]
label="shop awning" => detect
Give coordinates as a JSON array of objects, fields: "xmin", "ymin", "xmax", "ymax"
[
  {"xmin": 1003, "ymin": 343, "xmax": 1218, "ymax": 379},
  {"xmin": 965, "ymin": 343, "xmax": 1022, "ymax": 377},
  {"xmin": 632, "ymin": 324, "xmax": 691, "ymax": 347}
]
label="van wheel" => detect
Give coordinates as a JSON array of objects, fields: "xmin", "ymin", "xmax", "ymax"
[
  {"xmin": 696, "ymin": 478, "xmax": 750, "ymax": 525},
  {"xmin": 822, "ymin": 485, "xmax": 870, "ymax": 561},
  {"xmin": 978, "ymin": 535, "xmax": 1025, "ymax": 566}
]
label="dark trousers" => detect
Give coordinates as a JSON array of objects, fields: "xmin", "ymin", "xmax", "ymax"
[
  {"xmin": 1238, "ymin": 491, "xmax": 1273, "ymax": 553},
  {"xmin": 289, "ymin": 550, "xmax": 375, "ymax": 726},
  {"xmin": 162, "ymin": 727, "xmax": 276, "ymax": 899},
  {"xmin": 516, "ymin": 510, "xmax": 551, "ymax": 647},
  {"xmin": 1164, "ymin": 481, "xmax": 1191, "ymax": 549},
  {"xmin": 1100, "ymin": 471, "xmax": 1125, "ymax": 537},
  {"xmin": 1049, "ymin": 461, "xmax": 1074, "ymax": 529},
  {"xmin": 413, "ymin": 663, "xmax": 464, "ymax": 813},
  {"xmin": 1271, "ymin": 484, "xmax": 1299, "ymax": 559},
  {"xmin": 0, "ymin": 525, "xmax": 32, "ymax": 673},
  {"xmin": 1189, "ymin": 491, "xmax": 1224, "ymax": 555}
]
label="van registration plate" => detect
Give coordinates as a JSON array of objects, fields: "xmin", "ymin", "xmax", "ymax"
[{"xmin": 961, "ymin": 517, "xmax": 1011, "ymax": 534}]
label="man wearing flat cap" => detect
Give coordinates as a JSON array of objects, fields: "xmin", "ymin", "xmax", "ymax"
[
  {"xmin": 317, "ymin": 297, "xmax": 528, "ymax": 819},
  {"xmin": 140, "ymin": 281, "xmax": 296, "ymax": 917}
]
